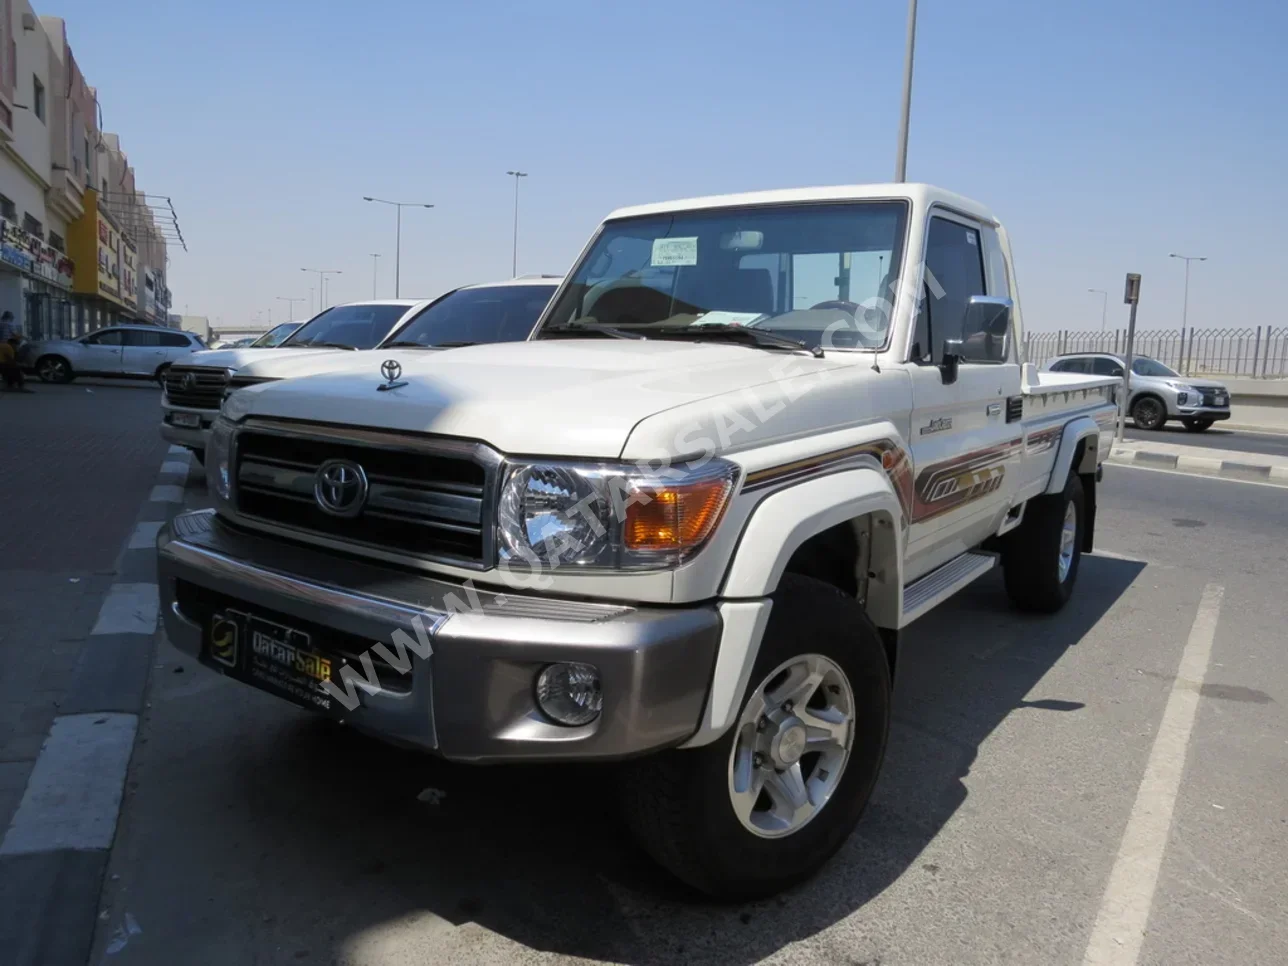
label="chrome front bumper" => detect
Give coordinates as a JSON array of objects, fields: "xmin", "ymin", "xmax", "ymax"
[{"xmin": 157, "ymin": 511, "xmax": 721, "ymax": 762}]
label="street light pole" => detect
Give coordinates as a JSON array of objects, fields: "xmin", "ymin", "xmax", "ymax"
[
  {"xmin": 275, "ymin": 296, "xmax": 304, "ymax": 320},
  {"xmin": 1088, "ymin": 288, "xmax": 1108, "ymax": 331},
  {"xmin": 506, "ymin": 171, "xmax": 527, "ymax": 276},
  {"xmin": 369, "ymin": 253, "xmax": 381, "ymax": 298},
  {"xmin": 364, "ymin": 197, "xmax": 434, "ymax": 298},
  {"xmin": 1169, "ymin": 252, "xmax": 1206, "ymax": 374},
  {"xmin": 894, "ymin": 0, "xmax": 919, "ymax": 181},
  {"xmin": 301, "ymin": 268, "xmax": 342, "ymax": 310}
]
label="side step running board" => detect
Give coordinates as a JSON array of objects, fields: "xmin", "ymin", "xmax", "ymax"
[{"xmin": 900, "ymin": 550, "xmax": 997, "ymax": 627}]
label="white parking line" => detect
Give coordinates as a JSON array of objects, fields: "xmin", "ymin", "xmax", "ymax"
[
  {"xmin": 149, "ymin": 484, "xmax": 185, "ymax": 503},
  {"xmin": 158, "ymin": 459, "xmax": 191, "ymax": 477},
  {"xmin": 0, "ymin": 713, "xmax": 138, "ymax": 854},
  {"xmin": 127, "ymin": 520, "xmax": 164, "ymax": 551},
  {"xmin": 91, "ymin": 582, "xmax": 160, "ymax": 636},
  {"xmin": 1107, "ymin": 462, "xmax": 1288, "ymax": 490},
  {"xmin": 1081, "ymin": 583, "xmax": 1224, "ymax": 966},
  {"xmin": 166, "ymin": 444, "xmax": 188, "ymax": 456}
]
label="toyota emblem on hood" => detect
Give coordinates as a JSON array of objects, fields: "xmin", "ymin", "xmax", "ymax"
[{"xmin": 377, "ymin": 358, "xmax": 408, "ymax": 392}]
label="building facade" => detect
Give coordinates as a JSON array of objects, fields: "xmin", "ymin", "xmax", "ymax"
[{"xmin": 0, "ymin": 7, "xmax": 172, "ymax": 339}]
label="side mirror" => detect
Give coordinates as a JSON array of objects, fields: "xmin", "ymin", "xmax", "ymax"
[
  {"xmin": 939, "ymin": 339, "xmax": 962, "ymax": 385},
  {"xmin": 1110, "ymin": 367, "xmax": 1124, "ymax": 377},
  {"xmin": 958, "ymin": 295, "xmax": 1013, "ymax": 363}
]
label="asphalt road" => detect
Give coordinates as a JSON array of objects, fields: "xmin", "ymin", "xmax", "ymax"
[
  {"xmin": 89, "ymin": 462, "xmax": 1287, "ymax": 966},
  {"xmin": 1124, "ymin": 424, "xmax": 1288, "ymax": 456}
]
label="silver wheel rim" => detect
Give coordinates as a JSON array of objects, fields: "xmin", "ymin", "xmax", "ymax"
[
  {"xmin": 727, "ymin": 653, "xmax": 854, "ymax": 839},
  {"xmin": 1058, "ymin": 501, "xmax": 1077, "ymax": 582},
  {"xmin": 40, "ymin": 360, "xmax": 62, "ymax": 380}
]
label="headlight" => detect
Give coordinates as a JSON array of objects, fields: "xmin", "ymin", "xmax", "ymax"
[
  {"xmin": 497, "ymin": 458, "xmax": 738, "ymax": 571},
  {"xmin": 207, "ymin": 416, "xmax": 234, "ymax": 503}
]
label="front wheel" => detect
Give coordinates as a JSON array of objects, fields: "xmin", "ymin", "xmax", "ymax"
[
  {"xmin": 1003, "ymin": 472, "xmax": 1084, "ymax": 613},
  {"xmin": 1183, "ymin": 418, "xmax": 1214, "ymax": 432},
  {"xmin": 36, "ymin": 355, "xmax": 73, "ymax": 384},
  {"xmin": 1131, "ymin": 396, "xmax": 1166, "ymax": 430},
  {"xmin": 619, "ymin": 574, "xmax": 891, "ymax": 900},
  {"xmin": 154, "ymin": 363, "xmax": 170, "ymax": 387}
]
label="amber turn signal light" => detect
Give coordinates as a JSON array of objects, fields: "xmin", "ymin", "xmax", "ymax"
[{"xmin": 624, "ymin": 477, "xmax": 733, "ymax": 553}]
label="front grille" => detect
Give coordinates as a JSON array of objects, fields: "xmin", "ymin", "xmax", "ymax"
[
  {"xmin": 232, "ymin": 422, "xmax": 494, "ymax": 567},
  {"xmin": 165, "ymin": 366, "xmax": 230, "ymax": 409}
]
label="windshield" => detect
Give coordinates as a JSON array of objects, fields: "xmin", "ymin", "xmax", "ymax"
[
  {"xmin": 1132, "ymin": 356, "xmax": 1180, "ymax": 378},
  {"xmin": 281, "ymin": 304, "xmax": 409, "ymax": 349},
  {"xmin": 251, "ymin": 322, "xmax": 303, "ymax": 347},
  {"xmin": 536, "ymin": 202, "xmax": 909, "ymax": 351},
  {"xmin": 383, "ymin": 284, "xmax": 554, "ymax": 347}
]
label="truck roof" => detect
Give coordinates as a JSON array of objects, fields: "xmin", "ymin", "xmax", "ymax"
[{"xmin": 605, "ymin": 183, "xmax": 998, "ymax": 226}]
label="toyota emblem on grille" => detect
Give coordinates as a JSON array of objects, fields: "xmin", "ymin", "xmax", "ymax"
[
  {"xmin": 314, "ymin": 459, "xmax": 369, "ymax": 517},
  {"xmin": 377, "ymin": 358, "xmax": 408, "ymax": 392},
  {"xmin": 181, "ymin": 371, "xmax": 197, "ymax": 391}
]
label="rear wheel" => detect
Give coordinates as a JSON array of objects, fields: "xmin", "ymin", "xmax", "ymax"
[
  {"xmin": 1131, "ymin": 396, "xmax": 1166, "ymax": 430},
  {"xmin": 619, "ymin": 574, "xmax": 891, "ymax": 900},
  {"xmin": 1182, "ymin": 418, "xmax": 1214, "ymax": 432},
  {"xmin": 35, "ymin": 355, "xmax": 73, "ymax": 384},
  {"xmin": 1003, "ymin": 472, "xmax": 1084, "ymax": 613}
]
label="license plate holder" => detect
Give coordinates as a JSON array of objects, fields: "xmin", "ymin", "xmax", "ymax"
[
  {"xmin": 1214, "ymin": 394, "xmax": 1228, "ymax": 406},
  {"xmin": 172, "ymin": 412, "xmax": 201, "ymax": 429},
  {"xmin": 203, "ymin": 609, "xmax": 342, "ymax": 715}
]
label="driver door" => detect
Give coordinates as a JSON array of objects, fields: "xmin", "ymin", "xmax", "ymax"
[{"xmin": 78, "ymin": 328, "xmax": 126, "ymax": 375}]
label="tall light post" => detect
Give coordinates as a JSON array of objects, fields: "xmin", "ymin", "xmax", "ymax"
[
  {"xmin": 363, "ymin": 196, "xmax": 433, "ymax": 298},
  {"xmin": 1169, "ymin": 253, "xmax": 1206, "ymax": 374},
  {"xmin": 301, "ymin": 268, "xmax": 342, "ymax": 310},
  {"xmin": 506, "ymin": 171, "xmax": 527, "ymax": 276},
  {"xmin": 894, "ymin": 0, "xmax": 919, "ymax": 181},
  {"xmin": 275, "ymin": 295, "xmax": 304, "ymax": 320},
  {"xmin": 1088, "ymin": 288, "xmax": 1108, "ymax": 331},
  {"xmin": 369, "ymin": 253, "xmax": 381, "ymax": 298}
]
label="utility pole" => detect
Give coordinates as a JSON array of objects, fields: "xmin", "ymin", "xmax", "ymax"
[
  {"xmin": 1088, "ymin": 288, "xmax": 1108, "ymax": 331},
  {"xmin": 301, "ymin": 268, "xmax": 342, "ymax": 310},
  {"xmin": 369, "ymin": 253, "xmax": 381, "ymax": 298},
  {"xmin": 1169, "ymin": 252, "xmax": 1205, "ymax": 374},
  {"xmin": 275, "ymin": 296, "xmax": 304, "ymax": 320},
  {"xmin": 506, "ymin": 171, "xmax": 528, "ymax": 276},
  {"xmin": 894, "ymin": 0, "xmax": 919, "ymax": 181},
  {"xmin": 1117, "ymin": 273, "xmax": 1141, "ymax": 443}
]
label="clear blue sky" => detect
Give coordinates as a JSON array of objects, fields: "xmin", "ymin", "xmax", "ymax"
[{"xmin": 49, "ymin": 0, "xmax": 1286, "ymax": 333}]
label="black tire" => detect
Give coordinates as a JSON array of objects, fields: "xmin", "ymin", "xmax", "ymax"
[
  {"xmin": 1182, "ymin": 418, "xmax": 1214, "ymax": 432},
  {"xmin": 154, "ymin": 363, "xmax": 170, "ymax": 387},
  {"xmin": 619, "ymin": 573, "xmax": 892, "ymax": 900},
  {"xmin": 1131, "ymin": 395, "xmax": 1166, "ymax": 430},
  {"xmin": 190, "ymin": 449, "xmax": 205, "ymax": 466},
  {"xmin": 35, "ymin": 355, "xmax": 74, "ymax": 384},
  {"xmin": 1003, "ymin": 472, "xmax": 1084, "ymax": 613}
]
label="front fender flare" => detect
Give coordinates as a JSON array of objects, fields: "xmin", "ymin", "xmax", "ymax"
[{"xmin": 1046, "ymin": 416, "xmax": 1100, "ymax": 494}]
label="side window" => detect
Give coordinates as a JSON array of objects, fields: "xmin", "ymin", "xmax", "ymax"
[
  {"xmin": 86, "ymin": 329, "xmax": 124, "ymax": 346},
  {"xmin": 1091, "ymin": 357, "xmax": 1121, "ymax": 376},
  {"xmin": 160, "ymin": 332, "xmax": 191, "ymax": 347},
  {"xmin": 1059, "ymin": 357, "xmax": 1089, "ymax": 373},
  {"xmin": 123, "ymin": 329, "xmax": 161, "ymax": 347},
  {"xmin": 923, "ymin": 216, "xmax": 986, "ymax": 362}
]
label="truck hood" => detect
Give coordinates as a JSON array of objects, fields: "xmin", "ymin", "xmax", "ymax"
[
  {"xmin": 228, "ymin": 340, "xmax": 848, "ymax": 457},
  {"xmin": 180, "ymin": 347, "xmax": 354, "ymax": 371},
  {"xmin": 234, "ymin": 348, "xmax": 398, "ymax": 380}
]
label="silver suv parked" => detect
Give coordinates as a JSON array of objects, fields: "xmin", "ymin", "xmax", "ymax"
[
  {"xmin": 19, "ymin": 324, "xmax": 205, "ymax": 384},
  {"xmin": 1045, "ymin": 352, "xmax": 1230, "ymax": 432}
]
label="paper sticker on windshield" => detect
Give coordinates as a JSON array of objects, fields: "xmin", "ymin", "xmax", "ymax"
[
  {"xmin": 651, "ymin": 236, "xmax": 698, "ymax": 267},
  {"xmin": 693, "ymin": 311, "xmax": 762, "ymax": 327}
]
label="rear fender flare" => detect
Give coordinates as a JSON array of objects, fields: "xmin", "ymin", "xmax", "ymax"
[{"xmin": 1045, "ymin": 417, "xmax": 1100, "ymax": 494}]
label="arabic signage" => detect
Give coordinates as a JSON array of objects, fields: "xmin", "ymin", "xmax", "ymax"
[
  {"xmin": 96, "ymin": 216, "xmax": 121, "ymax": 300},
  {"xmin": 0, "ymin": 220, "xmax": 75, "ymax": 290},
  {"xmin": 120, "ymin": 234, "xmax": 137, "ymax": 309}
]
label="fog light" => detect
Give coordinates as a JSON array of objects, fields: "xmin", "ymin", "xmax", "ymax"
[{"xmin": 535, "ymin": 662, "xmax": 602, "ymax": 726}]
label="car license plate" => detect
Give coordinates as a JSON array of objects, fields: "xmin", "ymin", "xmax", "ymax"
[
  {"xmin": 204, "ymin": 609, "xmax": 340, "ymax": 714},
  {"xmin": 1214, "ymin": 394, "xmax": 1228, "ymax": 406},
  {"xmin": 172, "ymin": 412, "xmax": 201, "ymax": 428}
]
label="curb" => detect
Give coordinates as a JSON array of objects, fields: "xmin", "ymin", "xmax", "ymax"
[
  {"xmin": 0, "ymin": 446, "xmax": 193, "ymax": 966},
  {"xmin": 1109, "ymin": 445, "xmax": 1288, "ymax": 485}
]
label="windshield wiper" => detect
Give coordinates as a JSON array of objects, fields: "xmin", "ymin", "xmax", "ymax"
[
  {"xmin": 381, "ymin": 340, "xmax": 435, "ymax": 349},
  {"xmin": 292, "ymin": 341, "xmax": 359, "ymax": 350},
  {"xmin": 650, "ymin": 324, "xmax": 824, "ymax": 358},
  {"xmin": 542, "ymin": 321, "xmax": 647, "ymax": 341}
]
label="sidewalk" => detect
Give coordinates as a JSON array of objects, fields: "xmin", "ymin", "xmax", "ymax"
[{"xmin": 1109, "ymin": 435, "xmax": 1288, "ymax": 485}]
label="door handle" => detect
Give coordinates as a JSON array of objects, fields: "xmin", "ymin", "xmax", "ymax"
[{"xmin": 986, "ymin": 402, "xmax": 1002, "ymax": 416}]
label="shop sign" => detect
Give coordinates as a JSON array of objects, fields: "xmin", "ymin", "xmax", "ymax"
[{"xmin": 0, "ymin": 220, "xmax": 75, "ymax": 289}]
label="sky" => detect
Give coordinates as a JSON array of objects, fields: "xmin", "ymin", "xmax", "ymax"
[{"xmin": 46, "ymin": 0, "xmax": 1287, "ymax": 334}]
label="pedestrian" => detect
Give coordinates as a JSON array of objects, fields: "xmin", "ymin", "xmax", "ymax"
[{"xmin": 0, "ymin": 310, "xmax": 31, "ymax": 392}]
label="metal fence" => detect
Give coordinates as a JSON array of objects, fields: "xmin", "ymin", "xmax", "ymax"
[{"xmin": 1024, "ymin": 326, "xmax": 1288, "ymax": 379}]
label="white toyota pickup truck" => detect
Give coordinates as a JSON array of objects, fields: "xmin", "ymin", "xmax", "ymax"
[{"xmin": 158, "ymin": 183, "xmax": 1117, "ymax": 899}]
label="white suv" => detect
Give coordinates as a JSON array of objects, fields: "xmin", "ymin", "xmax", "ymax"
[
  {"xmin": 21, "ymin": 325, "xmax": 204, "ymax": 384},
  {"xmin": 1045, "ymin": 352, "xmax": 1230, "ymax": 431}
]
